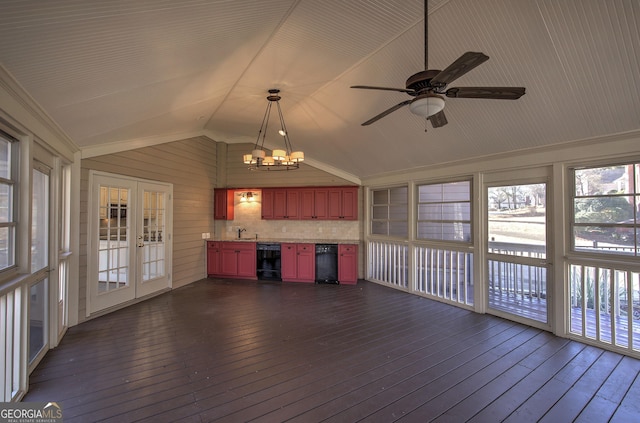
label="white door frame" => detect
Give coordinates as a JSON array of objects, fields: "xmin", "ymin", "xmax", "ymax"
[
  {"xmin": 87, "ymin": 171, "xmax": 172, "ymax": 315},
  {"xmin": 483, "ymin": 167, "xmax": 553, "ymax": 331}
]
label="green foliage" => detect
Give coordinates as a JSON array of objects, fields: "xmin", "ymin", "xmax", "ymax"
[{"xmin": 574, "ymin": 196, "xmax": 634, "ymax": 224}]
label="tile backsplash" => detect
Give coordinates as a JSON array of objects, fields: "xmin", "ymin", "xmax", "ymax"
[{"xmin": 217, "ymin": 189, "xmax": 360, "ymax": 241}]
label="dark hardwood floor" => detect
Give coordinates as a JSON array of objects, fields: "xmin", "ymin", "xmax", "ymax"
[{"xmin": 24, "ymin": 279, "xmax": 640, "ymax": 422}]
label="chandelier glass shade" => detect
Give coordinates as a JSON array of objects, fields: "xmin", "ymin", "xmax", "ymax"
[{"xmin": 244, "ymin": 89, "xmax": 304, "ymax": 171}]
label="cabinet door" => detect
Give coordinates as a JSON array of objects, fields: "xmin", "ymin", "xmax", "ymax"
[
  {"xmin": 296, "ymin": 244, "xmax": 315, "ymax": 281},
  {"xmin": 327, "ymin": 188, "xmax": 343, "ymax": 219},
  {"xmin": 313, "ymin": 189, "xmax": 329, "ymax": 220},
  {"xmin": 207, "ymin": 242, "xmax": 220, "ymax": 275},
  {"xmin": 281, "ymin": 243, "xmax": 297, "ymax": 279},
  {"xmin": 328, "ymin": 187, "xmax": 358, "ymax": 220},
  {"xmin": 299, "ymin": 189, "xmax": 315, "ymax": 220},
  {"xmin": 340, "ymin": 187, "xmax": 358, "ymax": 220},
  {"xmin": 338, "ymin": 244, "xmax": 358, "ymax": 284},
  {"xmin": 214, "ymin": 189, "xmax": 234, "ymax": 220},
  {"xmin": 273, "ymin": 189, "xmax": 288, "ymax": 219},
  {"xmin": 285, "ymin": 189, "xmax": 300, "ymax": 219},
  {"xmin": 236, "ymin": 247, "xmax": 256, "ymax": 278},
  {"xmin": 219, "ymin": 248, "xmax": 239, "ymax": 275},
  {"xmin": 261, "ymin": 189, "xmax": 275, "ymax": 219}
]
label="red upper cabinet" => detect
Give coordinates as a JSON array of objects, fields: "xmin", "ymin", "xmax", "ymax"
[
  {"xmin": 300, "ymin": 188, "xmax": 328, "ymax": 220},
  {"xmin": 285, "ymin": 189, "xmax": 300, "ymax": 219},
  {"xmin": 264, "ymin": 188, "xmax": 300, "ymax": 219},
  {"xmin": 262, "ymin": 186, "xmax": 358, "ymax": 220},
  {"xmin": 328, "ymin": 187, "xmax": 358, "ymax": 220},
  {"xmin": 214, "ymin": 189, "xmax": 234, "ymax": 220},
  {"xmin": 261, "ymin": 188, "xmax": 275, "ymax": 219}
]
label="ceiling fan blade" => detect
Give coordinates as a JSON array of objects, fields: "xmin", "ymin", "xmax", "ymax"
[
  {"xmin": 428, "ymin": 110, "xmax": 448, "ymax": 128},
  {"xmin": 361, "ymin": 99, "xmax": 413, "ymax": 126},
  {"xmin": 445, "ymin": 86, "xmax": 526, "ymax": 99},
  {"xmin": 351, "ymin": 85, "xmax": 414, "ymax": 94},
  {"xmin": 430, "ymin": 52, "xmax": 489, "ymax": 87}
]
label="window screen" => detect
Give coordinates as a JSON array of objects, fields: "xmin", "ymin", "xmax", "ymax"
[
  {"xmin": 417, "ymin": 180, "xmax": 471, "ymax": 242},
  {"xmin": 371, "ymin": 186, "xmax": 408, "ymax": 237}
]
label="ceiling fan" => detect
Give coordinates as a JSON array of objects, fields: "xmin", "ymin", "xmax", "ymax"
[{"xmin": 351, "ymin": 0, "xmax": 525, "ymax": 127}]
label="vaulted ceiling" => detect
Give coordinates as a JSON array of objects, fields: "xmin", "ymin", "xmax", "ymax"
[{"xmin": 1, "ymin": 0, "xmax": 638, "ymax": 180}]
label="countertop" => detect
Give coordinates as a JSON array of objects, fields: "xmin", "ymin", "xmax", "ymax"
[{"xmin": 206, "ymin": 238, "xmax": 360, "ymax": 244}]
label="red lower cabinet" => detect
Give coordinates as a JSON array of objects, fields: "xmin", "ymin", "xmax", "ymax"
[
  {"xmin": 207, "ymin": 242, "xmax": 220, "ymax": 276},
  {"xmin": 208, "ymin": 241, "xmax": 256, "ymax": 279},
  {"xmin": 338, "ymin": 244, "xmax": 358, "ymax": 284},
  {"xmin": 281, "ymin": 243, "xmax": 315, "ymax": 283}
]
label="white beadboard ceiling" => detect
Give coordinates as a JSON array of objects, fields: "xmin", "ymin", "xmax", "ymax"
[{"xmin": 1, "ymin": 0, "xmax": 639, "ymax": 180}]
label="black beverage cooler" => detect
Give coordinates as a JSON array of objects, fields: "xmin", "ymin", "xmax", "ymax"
[{"xmin": 315, "ymin": 244, "xmax": 338, "ymax": 284}]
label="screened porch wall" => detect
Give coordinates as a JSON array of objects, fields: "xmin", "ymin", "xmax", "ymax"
[{"xmin": 362, "ymin": 133, "xmax": 640, "ymax": 360}]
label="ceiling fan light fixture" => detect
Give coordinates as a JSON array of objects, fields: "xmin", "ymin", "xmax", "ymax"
[{"xmin": 409, "ymin": 95, "xmax": 445, "ymax": 117}]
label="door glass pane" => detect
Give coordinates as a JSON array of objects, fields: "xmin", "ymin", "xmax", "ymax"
[
  {"xmin": 488, "ymin": 184, "xmax": 546, "ymax": 259},
  {"xmin": 32, "ymin": 167, "xmax": 49, "ymax": 272},
  {"xmin": 142, "ymin": 190, "xmax": 165, "ymax": 282},
  {"xmin": 487, "ymin": 183, "xmax": 548, "ymax": 324},
  {"xmin": 98, "ymin": 185, "xmax": 130, "ymax": 292}
]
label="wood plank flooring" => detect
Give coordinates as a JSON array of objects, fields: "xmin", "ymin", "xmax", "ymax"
[{"xmin": 24, "ymin": 279, "xmax": 640, "ymax": 422}]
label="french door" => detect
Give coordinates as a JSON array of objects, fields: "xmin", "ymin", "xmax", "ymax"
[
  {"xmin": 88, "ymin": 172, "xmax": 172, "ymax": 314},
  {"xmin": 485, "ymin": 169, "xmax": 552, "ymax": 329}
]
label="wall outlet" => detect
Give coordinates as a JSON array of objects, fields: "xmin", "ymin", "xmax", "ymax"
[{"xmin": 201, "ymin": 233, "xmax": 208, "ymax": 239}]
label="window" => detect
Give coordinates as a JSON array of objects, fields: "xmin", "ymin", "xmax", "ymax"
[
  {"xmin": 572, "ymin": 163, "xmax": 639, "ymax": 256},
  {"xmin": 0, "ymin": 132, "xmax": 18, "ymax": 271},
  {"xmin": 417, "ymin": 180, "xmax": 471, "ymax": 242},
  {"xmin": 371, "ymin": 186, "xmax": 408, "ymax": 237}
]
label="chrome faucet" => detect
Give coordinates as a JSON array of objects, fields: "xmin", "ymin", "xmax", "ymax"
[{"xmin": 237, "ymin": 228, "xmax": 246, "ymax": 239}]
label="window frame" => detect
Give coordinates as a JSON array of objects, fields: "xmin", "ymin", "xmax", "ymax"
[
  {"xmin": 570, "ymin": 161, "xmax": 639, "ymax": 258},
  {"xmin": 370, "ymin": 185, "xmax": 408, "ymax": 238},
  {"xmin": 0, "ymin": 130, "xmax": 19, "ymax": 275}
]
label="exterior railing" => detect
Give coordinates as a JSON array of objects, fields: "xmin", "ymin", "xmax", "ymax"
[
  {"xmin": 367, "ymin": 240, "xmax": 408, "ymax": 289},
  {"xmin": 415, "ymin": 246, "xmax": 474, "ymax": 306},
  {"xmin": 488, "ymin": 241, "xmax": 547, "ymax": 300},
  {"xmin": 568, "ymin": 260, "xmax": 640, "ymax": 354}
]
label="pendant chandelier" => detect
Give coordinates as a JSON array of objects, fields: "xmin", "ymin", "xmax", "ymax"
[{"xmin": 243, "ymin": 89, "xmax": 304, "ymax": 171}]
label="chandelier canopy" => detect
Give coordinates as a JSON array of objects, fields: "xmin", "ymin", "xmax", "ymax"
[{"xmin": 243, "ymin": 89, "xmax": 304, "ymax": 171}]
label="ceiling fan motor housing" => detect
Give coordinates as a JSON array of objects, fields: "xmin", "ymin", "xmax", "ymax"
[{"xmin": 406, "ymin": 69, "xmax": 442, "ymax": 93}]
